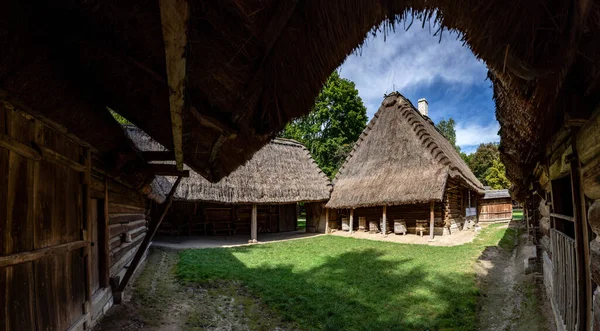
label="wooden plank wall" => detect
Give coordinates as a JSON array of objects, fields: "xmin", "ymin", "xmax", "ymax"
[
  {"xmin": 479, "ymin": 198, "xmax": 513, "ymax": 222},
  {"xmin": 156, "ymin": 202, "xmax": 298, "ymax": 235},
  {"xmin": 0, "ymin": 101, "xmax": 88, "ymax": 331},
  {"xmin": 0, "ymin": 100, "xmax": 150, "ymax": 330}
]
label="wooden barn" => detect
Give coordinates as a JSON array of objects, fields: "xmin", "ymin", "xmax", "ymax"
[
  {"xmin": 326, "ymin": 93, "xmax": 484, "ymax": 238},
  {"xmin": 478, "ymin": 189, "xmax": 513, "ymax": 223},
  {"xmin": 126, "ymin": 126, "xmax": 332, "ymax": 240}
]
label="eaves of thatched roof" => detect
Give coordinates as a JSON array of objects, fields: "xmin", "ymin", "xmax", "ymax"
[
  {"xmin": 125, "ymin": 126, "xmax": 331, "ymax": 204},
  {"xmin": 326, "ymin": 93, "xmax": 484, "ymax": 209}
]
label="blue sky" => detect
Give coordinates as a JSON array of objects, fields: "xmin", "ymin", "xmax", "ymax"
[{"xmin": 337, "ymin": 21, "xmax": 499, "ymax": 155}]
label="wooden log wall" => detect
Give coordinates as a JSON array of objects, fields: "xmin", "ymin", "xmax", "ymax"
[
  {"xmin": 155, "ymin": 201, "xmax": 298, "ymax": 236},
  {"xmin": 443, "ymin": 178, "xmax": 467, "ymax": 228},
  {"xmin": 0, "ymin": 100, "xmax": 150, "ymax": 330},
  {"xmin": 305, "ymin": 202, "xmax": 327, "ymax": 233},
  {"xmin": 335, "ymin": 203, "xmax": 444, "ymax": 234},
  {"xmin": 479, "ymin": 198, "xmax": 513, "ymax": 222}
]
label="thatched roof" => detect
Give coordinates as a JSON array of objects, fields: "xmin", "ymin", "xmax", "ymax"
[
  {"xmin": 125, "ymin": 126, "xmax": 331, "ymax": 204},
  {"xmin": 483, "ymin": 189, "xmax": 511, "ymax": 200},
  {"xmin": 326, "ymin": 93, "xmax": 484, "ymax": 209},
  {"xmin": 2, "ymin": 1, "xmax": 598, "ymax": 197}
]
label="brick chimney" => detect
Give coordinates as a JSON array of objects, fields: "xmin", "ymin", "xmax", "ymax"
[{"xmin": 418, "ymin": 98, "xmax": 428, "ymax": 117}]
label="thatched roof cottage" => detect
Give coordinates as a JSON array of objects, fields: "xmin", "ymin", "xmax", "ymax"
[
  {"xmin": 327, "ymin": 93, "xmax": 484, "ymax": 237},
  {"xmin": 126, "ymin": 126, "xmax": 331, "ymax": 239}
]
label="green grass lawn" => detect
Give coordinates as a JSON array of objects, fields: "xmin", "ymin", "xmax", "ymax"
[
  {"xmin": 513, "ymin": 208, "xmax": 524, "ymax": 221},
  {"xmin": 177, "ymin": 225, "xmax": 511, "ymax": 330}
]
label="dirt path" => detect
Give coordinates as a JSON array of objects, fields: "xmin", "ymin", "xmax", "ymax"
[
  {"xmin": 94, "ymin": 248, "xmax": 297, "ymax": 331},
  {"xmin": 475, "ymin": 224, "xmax": 555, "ymax": 331}
]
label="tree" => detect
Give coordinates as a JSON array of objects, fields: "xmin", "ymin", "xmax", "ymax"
[
  {"xmin": 436, "ymin": 118, "xmax": 460, "ymax": 152},
  {"xmin": 484, "ymin": 158, "xmax": 511, "ymax": 189},
  {"xmin": 469, "ymin": 142, "xmax": 500, "ymax": 183},
  {"xmin": 281, "ymin": 71, "xmax": 368, "ymax": 178}
]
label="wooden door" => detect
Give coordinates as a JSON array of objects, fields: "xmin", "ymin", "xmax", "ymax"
[{"xmin": 90, "ymin": 199, "xmax": 100, "ymax": 295}]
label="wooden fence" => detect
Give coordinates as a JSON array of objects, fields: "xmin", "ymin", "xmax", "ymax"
[{"xmin": 550, "ymin": 229, "xmax": 578, "ymax": 330}]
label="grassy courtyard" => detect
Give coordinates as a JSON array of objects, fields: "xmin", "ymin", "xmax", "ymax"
[{"xmin": 177, "ymin": 224, "xmax": 513, "ymax": 330}]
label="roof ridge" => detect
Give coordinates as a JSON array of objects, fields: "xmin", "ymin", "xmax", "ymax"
[{"xmin": 399, "ymin": 101, "xmax": 483, "ymax": 192}]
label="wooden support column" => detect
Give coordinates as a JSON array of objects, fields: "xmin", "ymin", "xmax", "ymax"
[
  {"xmin": 430, "ymin": 200, "xmax": 435, "ymax": 240},
  {"xmin": 82, "ymin": 149, "xmax": 92, "ymax": 323},
  {"xmin": 382, "ymin": 205, "xmax": 387, "ymax": 236},
  {"xmin": 349, "ymin": 209, "xmax": 354, "ymax": 234},
  {"xmin": 159, "ymin": 0, "xmax": 189, "ymax": 171},
  {"xmin": 115, "ymin": 176, "xmax": 183, "ymax": 302},
  {"xmin": 251, "ymin": 204, "xmax": 258, "ymax": 242},
  {"xmin": 570, "ymin": 131, "xmax": 591, "ymax": 331},
  {"xmin": 101, "ymin": 177, "xmax": 110, "ymax": 288},
  {"xmin": 325, "ymin": 208, "xmax": 329, "ymax": 234}
]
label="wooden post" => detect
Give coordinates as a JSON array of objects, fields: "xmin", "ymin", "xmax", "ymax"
[
  {"xmin": 570, "ymin": 132, "xmax": 591, "ymax": 330},
  {"xmin": 382, "ymin": 205, "xmax": 387, "ymax": 236},
  {"xmin": 430, "ymin": 200, "xmax": 435, "ymax": 240},
  {"xmin": 115, "ymin": 176, "xmax": 182, "ymax": 302},
  {"xmin": 349, "ymin": 209, "xmax": 354, "ymax": 234},
  {"xmin": 101, "ymin": 177, "xmax": 110, "ymax": 288},
  {"xmin": 82, "ymin": 149, "xmax": 92, "ymax": 323},
  {"xmin": 325, "ymin": 208, "xmax": 329, "ymax": 234},
  {"xmin": 251, "ymin": 204, "xmax": 257, "ymax": 242}
]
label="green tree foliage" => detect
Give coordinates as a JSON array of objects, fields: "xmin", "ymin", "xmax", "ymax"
[
  {"xmin": 436, "ymin": 118, "xmax": 460, "ymax": 152},
  {"xmin": 484, "ymin": 158, "xmax": 511, "ymax": 189},
  {"xmin": 468, "ymin": 142, "xmax": 511, "ymax": 189},
  {"xmin": 468, "ymin": 142, "xmax": 499, "ymax": 182},
  {"xmin": 281, "ymin": 71, "xmax": 368, "ymax": 178},
  {"xmin": 109, "ymin": 108, "xmax": 131, "ymax": 125}
]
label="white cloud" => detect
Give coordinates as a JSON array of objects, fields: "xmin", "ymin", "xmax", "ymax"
[
  {"xmin": 456, "ymin": 121, "xmax": 500, "ymax": 148},
  {"xmin": 338, "ymin": 21, "xmax": 488, "ymax": 117}
]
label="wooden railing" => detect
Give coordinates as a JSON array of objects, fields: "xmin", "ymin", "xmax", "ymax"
[{"xmin": 551, "ymin": 229, "xmax": 578, "ymax": 330}]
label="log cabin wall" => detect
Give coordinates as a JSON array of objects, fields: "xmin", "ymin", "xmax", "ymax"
[
  {"xmin": 155, "ymin": 201, "xmax": 298, "ymax": 236},
  {"xmin": 334, "ymin": 203, "xmax": 445, "ymax": 235},
  {"xmin": 530, "ymin": 105, "xmax": 600, "ymax": 330},
  {"xmin": 442, "ymin": 178, "xmax": 469, "ymax": 231},
  {"xmin": 479, "ymin": 197, "xmax": 513, "ymax": 222},
  {"xmin": 305, "ymin": 202, "xmax": 327, "ymax": 233},
  {"xmin": 0, "ymin": 100, "xmax": 150, "ymax": 330}
]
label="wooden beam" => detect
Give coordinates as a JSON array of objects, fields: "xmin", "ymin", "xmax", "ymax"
[
  {"xmin": 430, "ymin": 200, "xmax": 435, "ymax": 240},
  {"xmin": 0, "ymin": 133, "xmax": 41, "ymax": 160},
  {"xmin": 40, "ymin": 145, "xmax": 86, "ymax": 172},
  {"xmin": 349, "ymin": 209, "xmax": 354, "ymax": 234},
  {"xmin": 251, "ymin": 204, "xmax": 258, "ymax": 242},
  {"xmin": 141, "ymin": 151, "xmax": 175, "ymax": 161},
  {"xmin": 159, "ymin": 0, "xmax": 189, "ymax": 171},
  {"xmin": 0, "ymin": 240, "xmax": 87, "ymax": 267},
  {"xmin": 115, "ymin": 176, "xmax": 183, "ymax": 301},
  {"xmin": 382, "ymin": 205, "xmax": 387, "ymax": 236},
  {"xmin": 325, "ymin": 208, "xmax": 329, "ymax": 234},
  {"xmin": 570, "ymin": 132, "xmax": 591, "ymax": 330},
  {"xmin": 147, "ymin": 164, "xmax": 189, "ymax": 177}
]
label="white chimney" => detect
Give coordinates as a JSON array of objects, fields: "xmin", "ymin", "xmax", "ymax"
[{"xmin": 418, "ymin": 98, "xmax": 428, "ymax": 117}]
